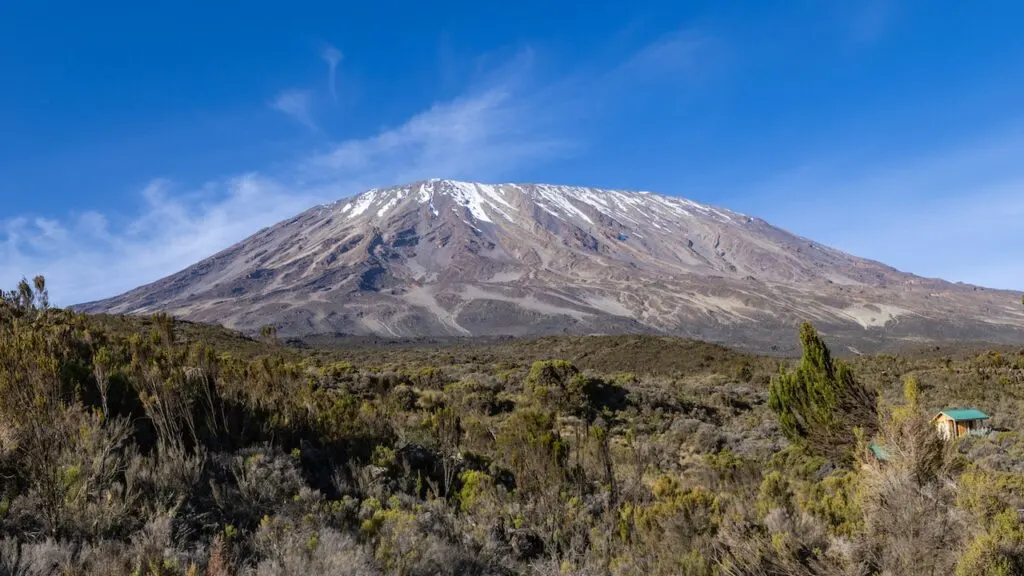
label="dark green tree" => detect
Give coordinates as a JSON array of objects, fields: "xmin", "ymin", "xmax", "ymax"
[{"xmin": 768, "ymin": 322, "xmax": 877, "ymax": 463}]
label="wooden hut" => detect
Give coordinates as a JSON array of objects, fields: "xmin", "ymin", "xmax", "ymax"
[{"xmin": 932, "ymin": 409, "xmax": 990, "ymax": 440}]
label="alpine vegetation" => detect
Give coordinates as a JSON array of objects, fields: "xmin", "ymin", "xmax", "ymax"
[{"xmin": 4, "ymin": 277, "xmax": 1024, "ymax": 574}]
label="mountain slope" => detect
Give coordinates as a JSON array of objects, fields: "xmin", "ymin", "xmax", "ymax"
[{"xmin": 78, "ymin": 179, "xmax": 1024, "ymax": 354}]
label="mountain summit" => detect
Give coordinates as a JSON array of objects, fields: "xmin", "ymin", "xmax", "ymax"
[{"xmin": 79, "ymin": 179, "xmax": 1024, "ymax": 353}]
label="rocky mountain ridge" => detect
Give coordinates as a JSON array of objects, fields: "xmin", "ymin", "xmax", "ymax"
[{"xmin": 78, "ymin": 179, "xmax": 1024, "ymax": 354}]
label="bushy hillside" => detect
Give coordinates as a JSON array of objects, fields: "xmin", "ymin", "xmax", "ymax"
[{"xmin": 3, "ymin": 277, "xmax": 1024, "ymax": 575}]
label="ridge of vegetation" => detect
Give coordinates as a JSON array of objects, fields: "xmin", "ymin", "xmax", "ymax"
[{"xmin": 3, "ymin": 276, "xmax": 1024, "ymax": 575}]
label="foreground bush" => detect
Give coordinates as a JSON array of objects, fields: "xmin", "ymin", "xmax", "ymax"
[{"xmin": 2, "ymin": 278, "xmax": 1024, "ymax": 574}]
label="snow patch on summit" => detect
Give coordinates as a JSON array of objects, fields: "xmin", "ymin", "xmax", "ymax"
[
  {"xmin": 417, "ymin": 183, "xmax": 431, "ymax": 203},
  {"xmin": 377, "ymin": 197, "xmax": 399, "ymax": 218},
  {"xmin": 444, "ymin": 181, "xmax": 514, "ymax": 223},
  {"xmin": 448, "ymin": 181, "xmax": 494, "ymax": 223},
  {"xmin": 349, "ymin": 189, "xmax": 380, "ymax": 217},
  {"xmin": 339, "ymin": 179, "xmax": 746, "ymax": 231},
  {"xmin": 534, "ymin": 185, "xmax": 594, "ymax": 225}
]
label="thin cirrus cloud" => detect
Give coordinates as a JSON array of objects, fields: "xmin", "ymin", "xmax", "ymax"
[
  {"xmin": 322, "ymin": 45, "xmax": 343, "ymax": 102},
  {"xmin": 0, "ymin": 49, "xmax": 576, "ymax": 306},
  {"xmin": 612, "ymin": 28, "xmax": 711, "ymax": 77},
  {"xmin": 271, "ymin": 88, "xmax": 317, "ymax": 130},
  {"xmin": 302, "ymin": 87, "xmax": 571, "ymax": 184}
]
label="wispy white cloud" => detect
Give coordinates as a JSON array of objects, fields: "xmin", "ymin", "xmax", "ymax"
[
  {"xmin": 303, "ymin": 87, "xmax": 570, "ymax": 184},
  {"xmin": 0, "ymin": 31, "xmax": 713, "ymax": 306},
  {"xmin": 612, "ymin": 28, "xmax": 710, "ymax": 77},
  {"xmin": 1, "ymin": 175, "xmax": 327, "ymax": 306},
  {"xmin": 0, "ymin": 51, "xmax": 570, "ymax": 305},
  {"xmin": 322, "ymin": 45, "xmax": 343, "ymax": 102},
  {"xmin": 271, "ymin": 89, "xmax": 316, "ymax": 129}
]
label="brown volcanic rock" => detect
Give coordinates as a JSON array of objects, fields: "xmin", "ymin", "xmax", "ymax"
[{"xmin": 77, "ymin": 179, "xmax": 1024, "ymax": 354}]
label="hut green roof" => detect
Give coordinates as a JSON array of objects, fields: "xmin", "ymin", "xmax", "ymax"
[
  {"xmin": 869, "ymin": 443, "xmax": 890, "ymax": 461},
  {"xmin": 936, "ymin": 409, "xmax": 989, "ymax": 421}
]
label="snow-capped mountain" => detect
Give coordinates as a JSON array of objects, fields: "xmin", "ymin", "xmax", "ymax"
[{"xmin": 78, "ymin": 179, "xmax": 1024, "ymax": 353}]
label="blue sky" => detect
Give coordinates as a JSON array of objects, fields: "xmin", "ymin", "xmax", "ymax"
[{"xmin": 2, "ymin": 0, "xmax": 1023, "ymax": 304}]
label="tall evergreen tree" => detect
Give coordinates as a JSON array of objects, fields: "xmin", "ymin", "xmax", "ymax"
[{"xmin": 768, "ymin": 322, "xmax": 878, "ymax": 463}]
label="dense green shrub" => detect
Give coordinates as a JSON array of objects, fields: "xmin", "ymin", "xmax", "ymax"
[{"xmin": 769, "ymin": 322, "xmax": 878, "ymax": 463}]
